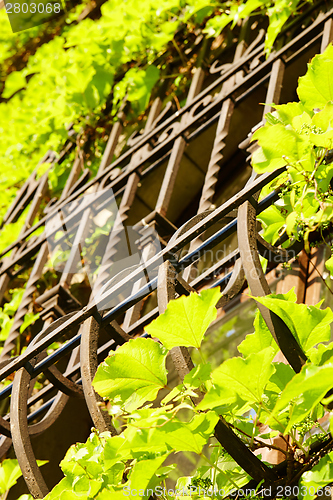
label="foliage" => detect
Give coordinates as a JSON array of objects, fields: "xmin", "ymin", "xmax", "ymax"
[
  {"xmin": 0, "ymin": 288, "xmax": 39, "ymax": 353},
  {"xmin": 252, "ymin": 45, "xmax": 333, "ymax": 270},
  {"xmin": 0, "ymin": 0, "xmax": 320, "ymax": 229},
  {"xmin": 0, "ymin": 3, "xmax": 333, "ymax": 499},
  {"xmin": 44, "ymin": 288, "xmax": 333, "ymax": 499},
  {"xmin": 0, "ymin": 457, "xmax": 45, "ymax": 499}
]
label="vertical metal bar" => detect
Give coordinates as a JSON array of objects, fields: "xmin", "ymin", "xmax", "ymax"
[
  {"xmin": 262, "ymin": 58, "xmax": 285, "ymax": 118},
  {"xmin": 155, "ymin": 69, "xmax": 205, "ymax": 216},
  {"xmin": 321, "ymin": 18, "xmax": 333, "ymax": 52},
  {"xmin": 93, "ymin": 99, "xmax": 162, "ymax": 294},
  {"xmin": 0, "ymin": 157, "xmax": 83, "ymax": 360},
  {"xmin": 237, "ymin": 199, "xmax": 307, "ymax": 372},
  {"xmin": 0, "ymin": 173, "xmax": 49, "ymax": 303}
]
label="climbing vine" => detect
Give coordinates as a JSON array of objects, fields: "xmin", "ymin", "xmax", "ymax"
[
  {"xmin": 42, "ymin": 287, "xmax": 333, "ymax": 499},
  {"xmin": 0, "ymin": 0, "xmax": 324, "ymax": 228},
  {"xmin": 253, "ymin": 45, "xmax": 333, "ymax": 273}
]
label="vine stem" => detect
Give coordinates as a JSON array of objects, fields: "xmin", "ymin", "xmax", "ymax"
[
  {"xmin": 306, "ymin": 253, "xmax": 333, "ymax": 296},
  {"xmin": 250, "ymin": 404, "xmax": 261, "ymax": 448},
  {"xmin": 197, "ymin": 347, "xmax": 207, "ymax": 365},
  {"xmin": 227, "ymin": 423, "xmax": 288, "ymax": 456}
]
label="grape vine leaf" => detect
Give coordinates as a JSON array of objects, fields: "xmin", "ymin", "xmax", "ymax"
[
  {"xmin": 238, "ymin": 309, "xmax": 278, "ymax": 356},
  {"xmin": 297, "ymin": 44, "xmax": 333, "ymax": 110},
  {"xmin": 161, "ymin": 411, "xmax": 219, "ymax": 454},
  {"xmin": 97, "ymin": 454, "xmax": 169, "ymax": 500},
  {"xmin": 145, "ymin": 287, "xmax": 222, "ymax": 349},
  {"xmin": 253, "ymin": 294, "xmax": 333, "ymax": 352},
  {"xmin": 269, "ymin": 363, "xmax": 333, "ymax": 434},
  {"xmin": 298, "ymin": 452, "xmax": 333, "ymax": 500},
  {"xmin": 92, "ymin": 338, "xmax": 168, "ymax": 410},
  {"xmin": 197, "ymin": 347, "xmax": 276, "ymax": 410},
  {"xmin": 307, "ymin": 341, "xmax": 333, "ymax": 366}
]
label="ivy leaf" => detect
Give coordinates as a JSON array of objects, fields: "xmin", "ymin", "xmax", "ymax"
[
  {"xmin": 252, "ymin": 293, "xmax": 333, "ymax": 352},
  {"xmin": 297, "ymin": 45, "xmax": 333, "ymax": 110},
  {"xmin": 92, "ymin": 338, "xmax": 168, "ymax": 410},
  {"xmin": 269, "ymin": 363, "xmax": 333, "ymax": 434},
  {"xmin": 145, "ymin": 288, "xmax": 222, "ymax": 349},
  {"xmin": 238, "ymin": 309, "xmax": 278, "ymax": 357},
  {"xmin": 198, "ymin": 347, "xmax": 276, "ymax": 410}
]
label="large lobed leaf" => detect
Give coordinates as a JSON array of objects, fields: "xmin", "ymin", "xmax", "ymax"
[
  {"xmin": 93, "ymin": 338, "xmax": 168, "ymax": 410},
  {"xmin": 238, "ymin": 308, "xmax": 279, "ymax": 356},
  {"xmin": 297, "ymin": 44, "xmax": 333, "ymax": 110},
  {"xmin": 253, "ymin": 293, "xmax": 333, "ymax": 353},
  {"xmin": 298, "ymin": 452, "xmax": 333, "ymax": 500},
  {"xmin": 198, "ymin": 347, "xmax": 276, "ymax": 410},
  {"xmin": 268, "ymin": 363, "xmax": 333, "ymax": 434},
  {"xmin": 145, "ymin": 287, "xmax": 222, "ymax": 349}
]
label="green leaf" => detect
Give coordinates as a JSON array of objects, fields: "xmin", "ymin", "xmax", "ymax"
[
  {"xmin": 162, "ymin": 412, "xmax": 219, "ymax": 454},
  {"xmin": 265, "ymin": 362, "xmax": 295, "ymax": 394},
  {"xmin": 307, "ymin": 341, "xmax": 333, "ymax": 366},
  {"xmin": 93, "ymin": 338, "xmax": 168, "ymax": 410},
  {"xmin": 98, "ymin": 453, "xmax": 169, "ymax": 500},
  {"xmin": 269, "ymin": 363, "xmax": 333, "ymax": 434},
  {"xmin": 265, "ymin": 0, "xmax": 298, "ymax": 53},
  {"xmin": 44, "ymin": 476, "xmax": 74, "ymax": 500},
  {"xmin": 145, "ymin": 288, "xmax": 222, "ymax": 349},
  {"xmin": 297, "ymin": 45, "xmax": 333, "ymax": 110},
  {"xmin": 298, "ymin": 451, "xmax": 333, "ymax": 500},
  {"xmin": 0, "ymin": 459, "xmax": 23, "ymax": 494},
  {"xmin": 238, "ymin": 309, "xmax": 279, "ymax": 357},
  {"xmin": 126, "ymin": 453, "xmax": 170, "ymax": 500},
  {"xmin": 270, "ymin": 102, "xmax": 308, "ymax": 124},
  {"xmin": 183, "ymin": 362, "xmax": 212, "ymax": 389},
  {"xmin": 253, "ymin": 123, "xmax": 303, "ymax": 163},
  {"xmin": 253, "ymin": 293, "xmax": 333, "ymax": 352},
  {"xmin": 326, "ymin": 255, "xmax": 333, "ymax": 275},
  {"xmin": 20, "ymin": 311, "xmax": 40, "ymax": 334},
  {"xmin": 198, "ymin": 347, "xmax": 276, "ymax": 410},
  {"xmin": 256, "ymin": 206, "xmax": 286, "ymax": 244},
  {"xmin": 2, "ymin": 71, "xmax": 26, "ymax": 98}
]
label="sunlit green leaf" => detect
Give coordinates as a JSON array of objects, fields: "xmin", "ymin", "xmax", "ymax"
[
  {"xmin": 297, "ymin": 45, "xmax": 333, "ymax": 110},
  {"xmin": 269, "ymin": 363, "xmax": 333, "ymax": 434},
  {"xmin": 145, "ymin": 288, "xmax": 222, "ymax": 349},
  {"xmin": 93, "ymin": 338, "xmax": 168, "ymax": 409},
  {"xmin": 198, "ymin": 347, "xmax": 276, "ymax": 410},
  {"xmin": 253, "ymin": 293, "xmax": 333, "ymax": 353}
]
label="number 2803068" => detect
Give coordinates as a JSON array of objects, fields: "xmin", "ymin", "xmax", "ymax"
[{"xmin": 5, "ymin": 2, "xmax": 61, "ymax": 14}]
